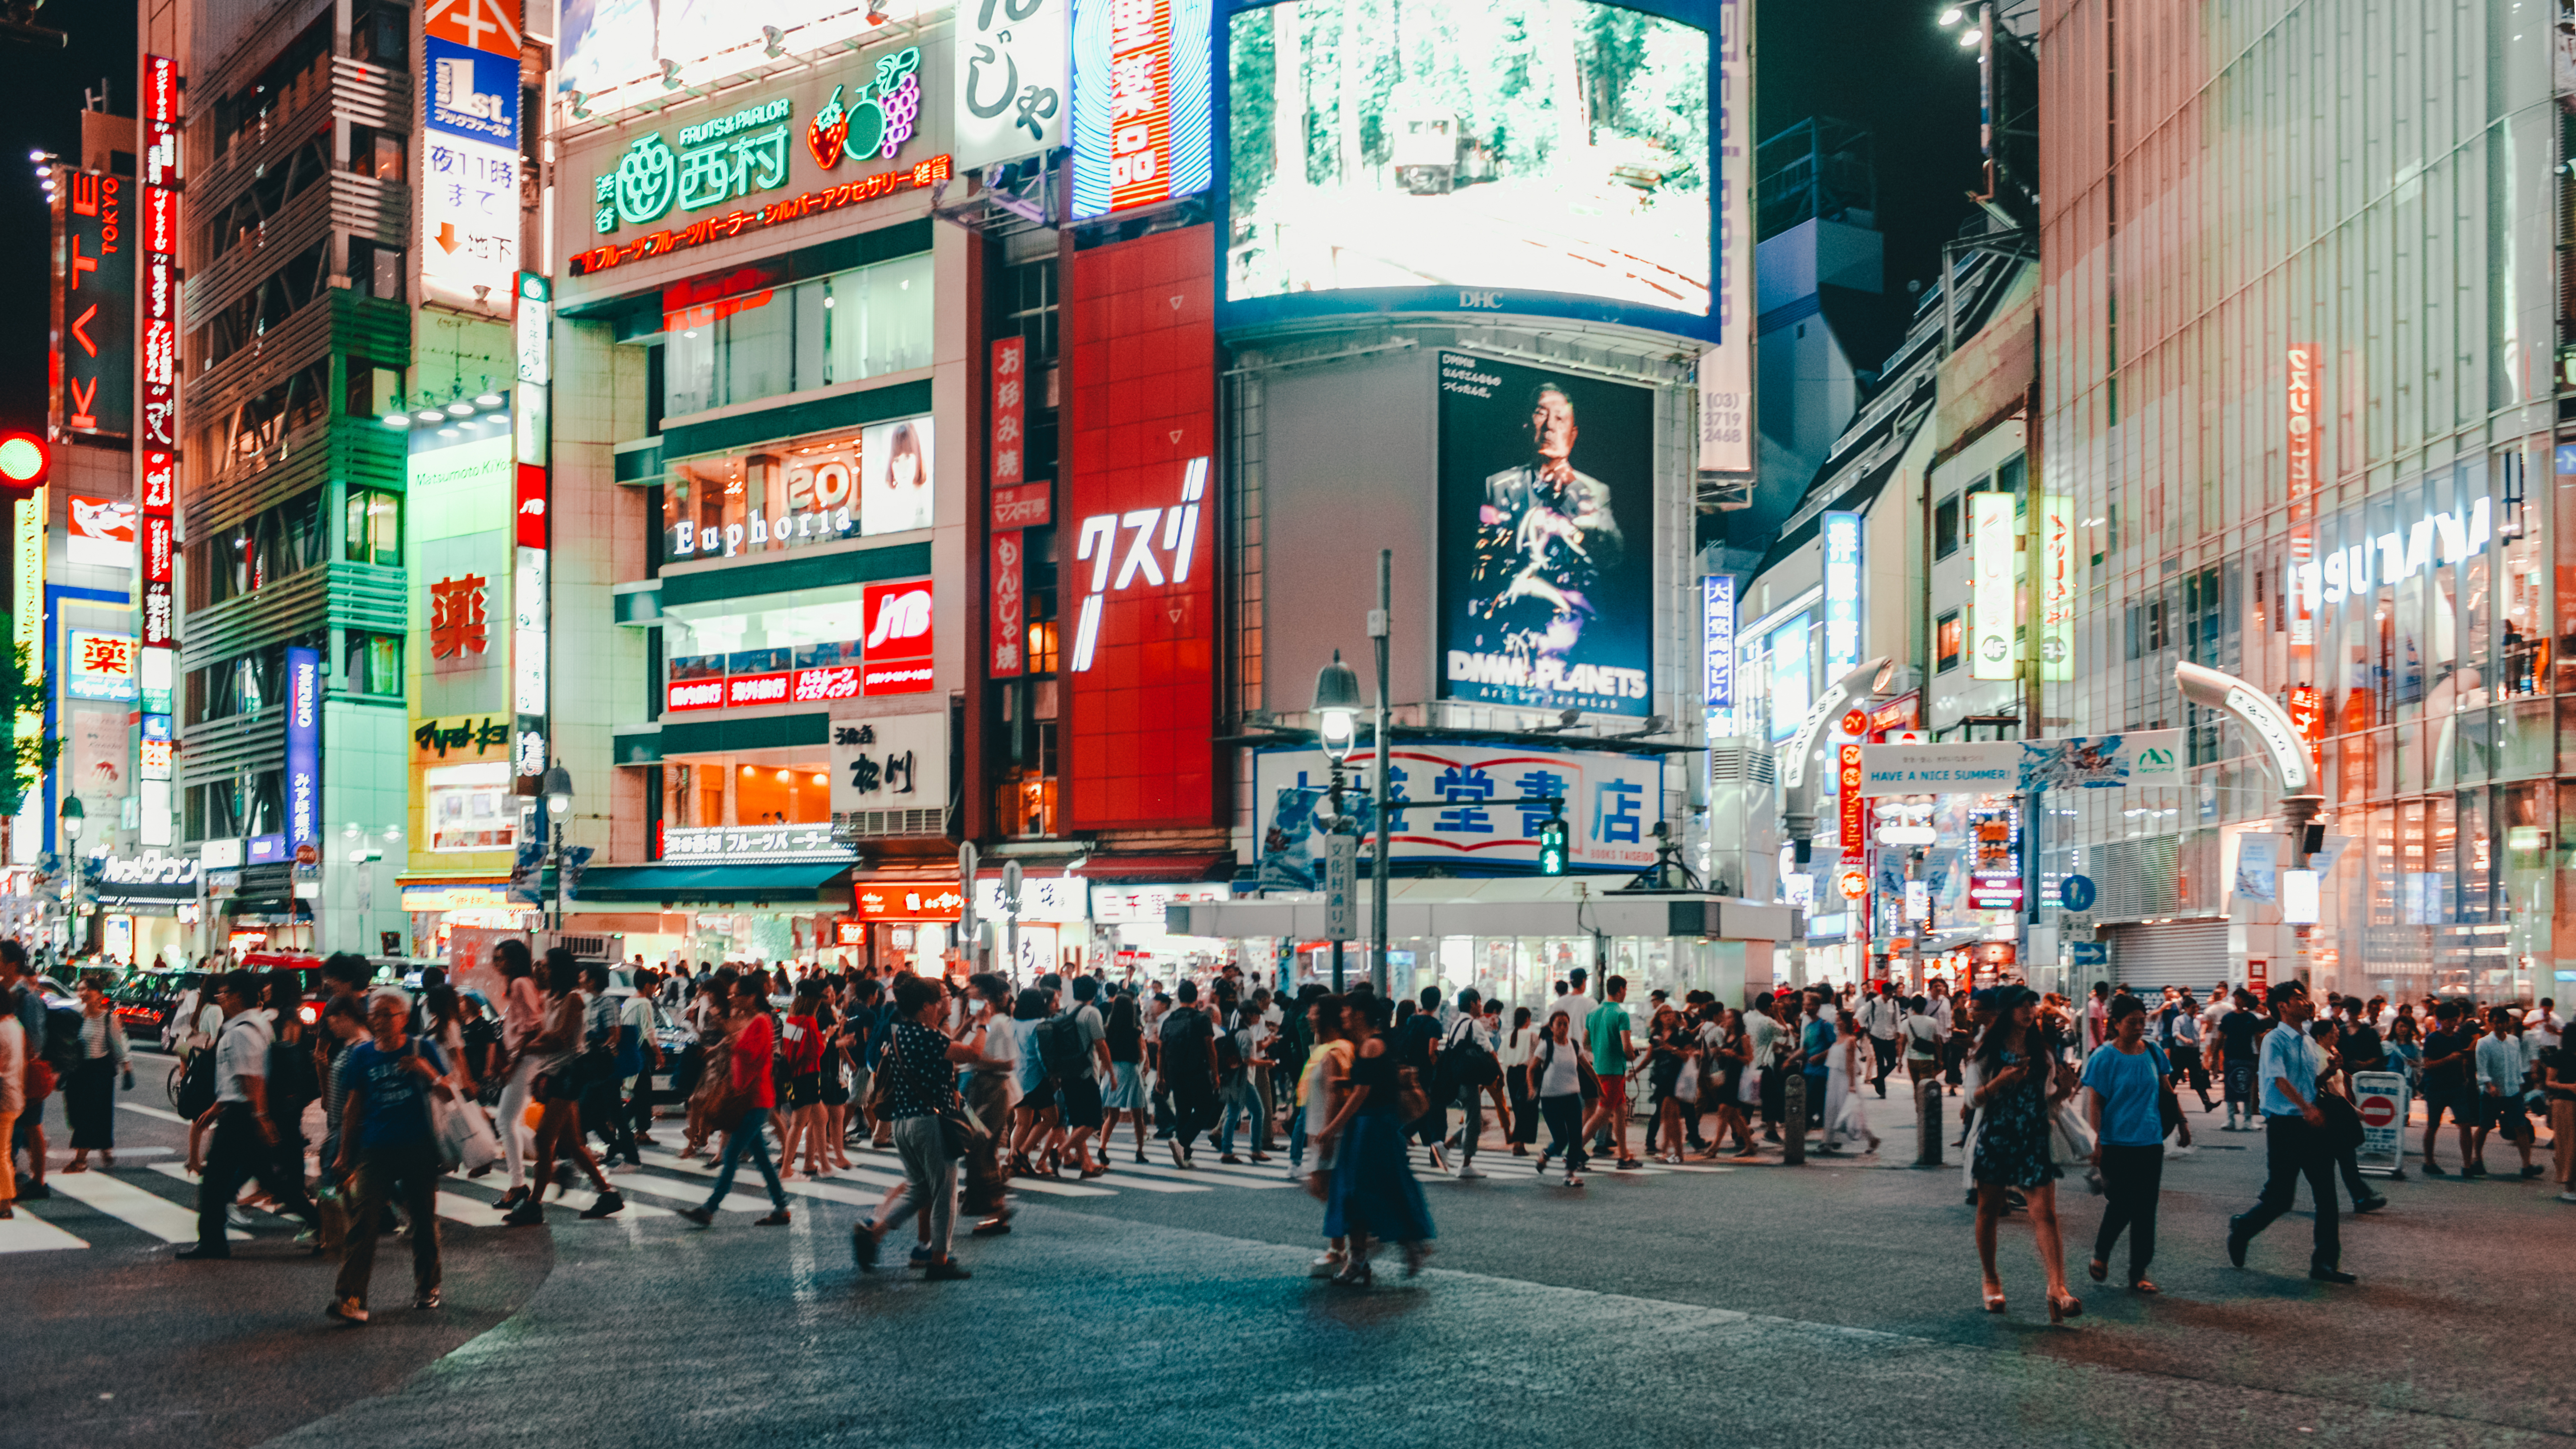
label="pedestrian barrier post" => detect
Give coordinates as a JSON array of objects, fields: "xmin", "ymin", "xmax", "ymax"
[
  {"xmin": 1915, "ymin": 1076, "xmax": 1943, "ymax": 1167},
  {"xmin": 1782, "ymin": 1075, "xmax": 1806, "ymax": 1164}
]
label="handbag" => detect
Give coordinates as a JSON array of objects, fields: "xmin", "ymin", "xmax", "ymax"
[
  {"xmin": 1395, "ymin": 1066, "xmax": 1431, "ymax": 1124},
  {"xmin": 2317, "ymin": 1090, "xmax": 2365, "ymax": 1150},
  {"xmin": 890, "ymin": 1026, "xmax": 984, "ymax": 1162}
]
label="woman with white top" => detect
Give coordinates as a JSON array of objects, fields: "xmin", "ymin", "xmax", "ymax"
[
  {"xmin": 491, "ymin": 940, "xmax": 547, "ymax": 1211},
  {"xmin": 1498, "ymin": 1006, "xmax": 1540, "ymax": 1156},
  {"xmin": 1902, "ymin": 995, "xmax": 1944, "ymax": 1088},
  {"xmin": 1530, "ymin": 1009, "xmax": 1593, "ymax": 1186},
  {"xmin": 1300, "ymin": 993, "xmax": 1354, "ymax": 1277},
  {"xmin": 62, "ymin": 975, "xmax": 132, "ymax": 1173},
  {"xmin": 1823, "ymin": 1012, "xmax": 1881, "ymax": 1155}
]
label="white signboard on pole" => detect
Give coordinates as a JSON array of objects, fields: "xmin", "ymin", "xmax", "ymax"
[
  {"xmin": 2351, "ymin": 1070, "xmax": 2408, "ymax": 1176},
  {"xmin": 1322, "ymin": 834, "xmax": 1357, "ymax": 942}
]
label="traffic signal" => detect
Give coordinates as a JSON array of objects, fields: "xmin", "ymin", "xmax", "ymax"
[
  {"xmin": 0, "ymin": 431, "xmax": 50, "ymax": 500},
  {"xmin": 1537, "ymin": 814, "xmax": 1568, "ymax": 876}
]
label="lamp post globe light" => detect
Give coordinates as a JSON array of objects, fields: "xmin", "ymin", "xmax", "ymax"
[
  {"xmin": 1313, "ymin": 650, "xmax": 1363, "ymax": 989},
  {"xmin": 57, "ymin": 794, "xmax": 84, "ymax": 963},
  {"xmin": 542, "ymin": 762, "xmax": 574, "ymax": 929}
]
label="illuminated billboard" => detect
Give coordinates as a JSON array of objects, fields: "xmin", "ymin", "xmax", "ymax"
[
  {"xmin": 1437, "ymin": 352, "xmax": 1654, "ymax": 718},
  {"xmin": 1063, "ymin": 226, "xmax": 1220, "ymax": 829},
  {"xmin": 1070, "ymin": 0, "xmax": 1216, "ymax": 218},
  {"xmin": 1223, "ymin": 0, "xmax": 1714, "ymax": 338},
  {"xmin": 56, "ymin": 171, "xmax": 133, "ymax": 438}
]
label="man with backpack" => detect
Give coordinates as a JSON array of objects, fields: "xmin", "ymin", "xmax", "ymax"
[
  {"xmin": 1156, "ymin": 980, "xmax": 1221, "ymax": 1168},
  {"xmin": 180, "ymin": 970, "xmax": 320, "ymax": 1258},
  {"xmin": 1043, "ymin": 975, "xmax": 1111, "ymax": 1177},
  {"xmin": 1441, "ymin": 988, "xmax": 1502, "ymax": 1178},
  {"xmin": 1213, "ymin": 989, "xmax": 1274, "ymax": 1165}
]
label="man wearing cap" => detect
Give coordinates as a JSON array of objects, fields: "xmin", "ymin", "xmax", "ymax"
[{"xmin": 2225, "ymin": 980, "xmax": 2354, "ymax": 1284}]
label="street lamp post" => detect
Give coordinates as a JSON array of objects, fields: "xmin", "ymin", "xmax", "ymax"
[
  {"xmin": 542, "ymin": 761, "xmax": 574, "ymax": 932},
  {"xmin": 1368, "ymin": 549, "xmax": 1391, "ymax": 997},
  {"xmin": 58, "ymin": 795, "xmax": 83, "ymax": 965},
  {"xmin": 1312, "ymin": 650, "xmax": 1362, "ymax": 991}
]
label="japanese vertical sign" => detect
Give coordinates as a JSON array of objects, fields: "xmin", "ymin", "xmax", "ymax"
[
  {"xmin": 285, "ymin": 646, "xmax": 322, "ymax": 850},
  {"xmin": 1070, "ymin": 0, "xmax": 1214, "ymax": 219},
  {"xmin": 56, "ymin": 171, "xmax": 132, "ymax": 438},
  {"xmin": 513, "ymin": 271, "xmax": 550, "ymax": 788},
  {"xmin": 1838, "ymin": 742, "xmax": 1865, "ymax": 851},
  {"xmin": 421, "ymin": 0, "xmax": 523, "ymax": 311},
  {"xmin": 1821, "ymin": 511, "xmax": 1862, "ymax": 676},
  {"xmin": 991, "ymin": 337, "xmax": 1027, "ymax": 489},
  {"xmin": 958, "ymin": 0, "xmax": 1067, "ymax": 171},
  {"xmin": 1968, "ymin": 492, "xmax": 2017, "ymax": 681},
  {"xmin": 136, "ymin": 60, "xmax": 182, "ymax": 847},
  {"xmin": 2285, "ymin": 343, "xmax": 2318, "ymax": 655},
  {"xmin": 1695, "ymin": 0, "xmax": 1752, "ymax": 474},
  {"xmin": 2039, "ymin": 492, "xmax": 2074, "ymax": 681},
  {"xmin": 1702, "ymin": 574, "xmax": 1734, "ymax": 715},
  {"xmin": 991, "ymin": 528, "xmax": 1026, "ymax": 679}
]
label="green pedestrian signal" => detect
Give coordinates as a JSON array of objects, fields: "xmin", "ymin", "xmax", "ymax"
[{"xmin": 1537, "ymin": 815, "xmax": 1568, "ymax": 876}]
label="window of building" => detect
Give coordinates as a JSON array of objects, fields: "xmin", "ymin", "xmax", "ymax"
[
  {"xmin": 1933, "ymin": 494, "xmax": 1959, "ymax": 559},
  {"xmin": 1935, "ymin": 610, "xmax": 1961, "ymax": 672},
  {"xmin": 660, "ymin": 414, "xmax": 934, "ymax": 561},
  {"xmin": 661, "ymin": 250, "xmax": 935, "ymax": 417},
  {"xmin": 345, "ymin": 487, "xmax": 401, "ymax": 565},
  {"xmin": 201, "ymin": 360, "xmax": 332, "ymax": 484},
  {"xmin": 349, "ymin": 240, "xmax": 404, "ymax": 301},
  {"xmin": 189, "ymin": 489, "xmax": 325, "ymax": 608},
  {"xmin": 184, "ymin": 771, "xmax": 283, "ymax": 842},
  {"xmin": 348, "ymin": 124, "xmax": 405, "ymax": 181},
  {"xmin": 425, "ymin": 761, "xmax": 517, "ymax": 853},
  {"xmin": 351, "ymin": 0, "xmax": 408, "ymax": 66},
  {"xmin": 196, "ymin": 239, "xmax": 331, "ymax": 369},
  {"xmin": 659, "ymin": 749, "xmax": 833, "ymax": 832},
  {"xmin": 205, "ymin": 131, "xmax": 332, "ymax": 266},
  {"xmin": 344, "ymin": 631, "xmax": 402, "ymax": 695}
]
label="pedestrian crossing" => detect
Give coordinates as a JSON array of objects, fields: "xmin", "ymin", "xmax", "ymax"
[{"xmin": 7, "ymin": 1129, "xmax": 1743, "ymax": 1254}]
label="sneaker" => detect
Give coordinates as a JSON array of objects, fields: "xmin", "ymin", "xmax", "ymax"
[
  {"xmin": 415, "ymin": 1289, "xmax": 442, "ymax": 1310},
  {"xmin": 1220, "ymin": 1154, "xmax": 1244, "ymax": 1165},
  {"xmin": 2520, "ymin": 1165, "xmax": 2546, "ymax": 1180},
  {"xmin": 970, "ymin": 1212, "xmax": 1015, "ymax": 1237},
  {"xmin": 1455, "ymin": 1163, "xmax": 1487, "ymax": 1181},
  {"xmin": 1562, "ymin": 1172, "xmax": 1584, "ymax": 1187},
  {"xmin": 326, "ymin": 1297, "xmax": 369, "ymax": 1325},
  {"xmin": 2422, "ymin": 1161, "xmax": 2448, "ymax": 1176},
  {"xmin": 2308, "ymin": 1265, "xmax": 2358, "ymax": 1285},
  {"xmin": 2463, "ymin": 1164, "xmax": 2490, "ymax": 1180},
  {"xmin": 1285, "ymin": 1165, "xmax": 1304, "ymax": 1182},
  {"xmin": 2557, "ymin": 1191, "xmax": 2576, "ymax": 1204},
  {"xmin": 1308, "ymin": 1252, "xmax": 1345, "ymax": 1279},
  {"xmin": 852, "ymin": 1221, "xmax": 881, "ymax": 1270},
  {"xmin": 2353, "ymin": 1195, "xmax": 2389, "ymax": 1213},
  {"xmin": 578, "ymin": 1192, "xmax": 626, "ymax": 1218},
  {"xmin": 909, "ymin": 1245, "xmax": 934, "ymax": 1266},
  {"xmin": 924, "ymin": 1259, "xmax": 972, "ymax": 1281}
]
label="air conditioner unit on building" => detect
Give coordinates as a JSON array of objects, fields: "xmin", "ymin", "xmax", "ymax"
[{"xmin": 1705, "ymin": 738, "xmax": 1780, "ymax": 902}]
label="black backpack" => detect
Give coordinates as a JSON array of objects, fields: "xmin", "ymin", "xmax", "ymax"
[
  {"xmin": 1446, "ymin": 1022, "xmax": 1500, "ymax": 1088},
  {"xmin": 1210, "ymin": 1021, "xmax": 1246, "ymax": 1076},
  {"xmin": 1039, "ymin": 1015, "xmax": 1091, "ymax": 1082},
  {"xmin": 40, "ymin": 1004, "xmax": 85, "ymax": 1074}
]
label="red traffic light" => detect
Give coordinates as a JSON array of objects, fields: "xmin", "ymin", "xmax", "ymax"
[{"xmin": 0, "ymin": 432, "xmax": 50, "ymax": 492}]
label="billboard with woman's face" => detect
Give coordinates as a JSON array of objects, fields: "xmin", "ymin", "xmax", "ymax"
[{"xmin": 859, "ymin": 416, "xmax": 935, "ymax": 536}]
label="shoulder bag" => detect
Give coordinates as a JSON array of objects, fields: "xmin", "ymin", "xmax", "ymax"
[{"xmin": 892, "ymin": 1026, "xmax": 985, "ymax": 1162}]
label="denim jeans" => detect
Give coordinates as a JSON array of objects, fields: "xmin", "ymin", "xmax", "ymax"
[
  {"xmin": 1288, "ymin": 1099, "xmax": 1309, "ymax": 1170},
  {"xmin": 704, "ymin": 1105, "xmax": 787, "ymax": 1212},
  {"xmin": 1216, "ymin": 1080, "xmax": 1267, "ymax": 1154}
]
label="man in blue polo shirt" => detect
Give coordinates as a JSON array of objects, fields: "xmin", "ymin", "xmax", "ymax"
[{"xmin": 2225, "ymin": 980, "xmax": 2353, "ymax": 1284}]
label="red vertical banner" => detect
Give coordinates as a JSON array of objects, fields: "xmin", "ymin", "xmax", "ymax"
[
  {"xmin": 2286, "ymin": 344, "xmax": 2318, "ymax": 656},
  {"xmin": 2287, "ymin": 682, "xmax": 2324, "ymax": 782},
  {"xmin": 990, "ymin": 529, "xmax": 1025, "ymax": 679},
  {"xmin": 1838, "ymin": 743, "xmax": 1865, "ymax": 851},
  {"xmin": 990, "ymin": 336, "xmax": 1026, "ymax": 489}
]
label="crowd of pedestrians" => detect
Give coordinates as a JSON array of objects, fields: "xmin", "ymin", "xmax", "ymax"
[{"xmin": 7, "ymin": 939, "xmax": 2570, "ymax": 1324}]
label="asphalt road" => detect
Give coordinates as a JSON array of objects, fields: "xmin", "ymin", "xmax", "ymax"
[{"xmin": 8, "ymin": 1053, "xmax": 2572, "ymax": 1449}]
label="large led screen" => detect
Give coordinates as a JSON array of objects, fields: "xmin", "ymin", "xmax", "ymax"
[
  {"xmin": 1226, "ymin": 0, "xmax": 1712, "ymax": 334},
  {"xmin": 1438, "ymin": 352, "xmax": 1654, "ymax": 718}
]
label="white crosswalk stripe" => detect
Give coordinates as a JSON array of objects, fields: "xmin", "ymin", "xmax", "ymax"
[
  {"xmin": 0, "ymin": 1210, "xmax": 88, "ymax": 1252},
  {"xmin": 45, "ymin": 1169, "xmax": 248, "ymax": 1242}
]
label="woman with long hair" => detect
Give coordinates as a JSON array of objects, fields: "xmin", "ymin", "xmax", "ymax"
[
  {"xmin": 1823, "ymin": 1012, "xmax": 1882, "ymax": 1155},
  {"xmin": 1529, "ymin": 1008, "xmax": 1593, "ymax": 1186},
  {"xmin": 1968, "ymin": 985, "xmax": 2079, "ymax": 1322},
  {"xmin": 61, "ymin": 974, "xmax": 130, "ymax": 1173},
  {"xmin": 1299, "ymin": 992, "xmax": 1353, "ymax": 1276},
  {"xmin": 1499, "ymin": 1005, "xmax": 1540, "ymax": 1156},
  {"xmin": 504, "ymin": 950, "xmax": 623, "ymax": 1225},
  {"xmin": 1645, "ymin": 1000, "xmax": 1692, "ymax": 1165},
  {"xmin": 1101, "ymin": 988, "xmax": 1150, "ymax": 1164},
  {"xmin": 1312, "ymin": 994, "xmax": 1435, "ymax": 1286},
  {"xmin": 778, "ymin": 978, "xmax": 830, "ymax": 1179},
  {"xmin": 1703, "ymin": 1006, "xmax": 1757, "ymax": 1160},
  {"xmin": 492, "ymin": 940, "xmax": 547, "ymax": 1208},
  {"xmin": 682, "ymin": 976, "xmax": 793, "ymax": 1228}
]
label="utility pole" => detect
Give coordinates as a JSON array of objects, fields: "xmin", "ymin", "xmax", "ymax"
[{"xmin": 1369, "ymin": 550, "xmax": 1391, "ymax": 997}]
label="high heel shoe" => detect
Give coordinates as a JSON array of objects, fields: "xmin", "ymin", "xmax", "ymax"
[
  {"xmin": 1981, "ymin": 1283, "xmax": 2007, "ymax": 1314},
  {"xmin": 2048, "ymin": 1292, "xmax": 2083, "ymax": 1324}
]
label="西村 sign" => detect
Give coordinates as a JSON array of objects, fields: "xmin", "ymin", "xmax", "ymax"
[
  {"xmin": 663, "ymin": 824, "xmax": 851, "ymax": 862},
  {"xmin": 1856, "ymin": 731, "xmax": 2184, "ymax": 794},
  {"xmin": 831, "ymin": 713, "xmax": 948, "ymax": 819}
]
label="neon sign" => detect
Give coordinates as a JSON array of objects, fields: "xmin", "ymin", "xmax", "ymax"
[{"xmin": 1069, "ymin": 456, "xmax": 1207, "ymax": 673}]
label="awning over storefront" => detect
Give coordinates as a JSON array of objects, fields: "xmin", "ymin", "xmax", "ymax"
[
  {"xmin": 575, "ymin": 863, "xmax": 852, "ymax": 904},
  {"xmin": 1063, "ymin": 852, "xmax": 1232, "ymax": 882}
]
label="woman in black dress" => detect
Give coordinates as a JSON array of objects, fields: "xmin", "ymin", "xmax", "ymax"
[
  {"xmin": 1969, "ymin": 985, "xmax": 2080, "ymax": 1323},
  {"xmin": 1314, "ymin": 996, "xmax": 1436, "ymax": 1286},
  {"xmin": 62, "ymin": 976, "xmax": 131, "ymax": 1171}
]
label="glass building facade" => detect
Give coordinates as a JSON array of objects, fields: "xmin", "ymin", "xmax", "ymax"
[{"xmin": 2039, "ymin": 0, "xmax": 2575, "ymax": 998}]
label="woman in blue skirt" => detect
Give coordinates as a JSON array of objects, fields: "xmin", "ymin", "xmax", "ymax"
[{"xmin": 1314, "ymin": 994, "xmax": 1435, "ymax": 1286}]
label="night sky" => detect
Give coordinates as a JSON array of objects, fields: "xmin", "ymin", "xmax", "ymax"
[{"xmin": 0, "ymin": 4, "xmax": 139, "ymax": 436}]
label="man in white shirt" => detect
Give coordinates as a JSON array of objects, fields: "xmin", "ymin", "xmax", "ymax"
[
  {"xmin": 1545, "ymin": 967, "xmax": 1596, "ymax": 1032},
  {"xmin": 1859, "ymin": 984, "xmax": 1903, "ymax": 1097},
  {"xmin": 180, "ymin": 970, "xmax": 318, "ymax": 1258},
  {"xmin": 2084, "ymin": 982, "xmax": 2112, "ymax": 1050}
]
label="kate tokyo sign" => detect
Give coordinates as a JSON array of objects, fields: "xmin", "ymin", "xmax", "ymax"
[{"xmin": 1856, "ymin": 731, "xmax": 2184, "ymax": 794}]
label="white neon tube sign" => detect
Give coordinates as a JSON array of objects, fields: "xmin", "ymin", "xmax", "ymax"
[{"xmin": 1069, "ymin": 456, "xmax": 1208, "ymax": 673}]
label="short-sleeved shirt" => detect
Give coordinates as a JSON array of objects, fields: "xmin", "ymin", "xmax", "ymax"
[
  {"xmin": 2081, "ymin": 1042, "xmax": 2170, "ymax": 1147},
  {"xmin": 727, "ymin": 1012, "xmax": 778, "ymax": 1110},
  {"xmin": 344, "ymin": 1038, "xmax": 451, "ymax": 1149},
  {"xmin": 1532, "ymin": 1033, "xmax": 1589, "ymax": 1097},
  {"xmin": 216, "ymin": 1011, "xmax": 274, "ymax": 1104},
  {"xmin": 963, "ymin": 1009, "xmax": 1018, "ymax": 1096},
  {"xmin": 2421, "ymin": 1028, "xmax": 2474, "ymax": 1093},
  {"xmin": 618, "ymin": 995, "xmax": 660, "ymax": 1073},
  {"xmin": 2476, "ymin": 1033, "xmax": 2525, "ymax": 1093},
  {"xmin": 779, "ymin": 1013, "xmax": 824, "ymax": 1075},
  {"xmin": 1801, "ymin": 1015, "xmax": 1836, "ymax": 1075},
  {"xmin": 2217, "ymin": 1010, "xmax": 2265, "ymax": 1066},
  {"xmin": 1585, "ymin": 1002, "xmax": 1631, "ymax": 1075},
  {"xmin": 2259, "ymin": 1023, "xmax": 2321, "ymax": 1118},
  {"xmin": 882, "ymin": 1019, "xmax": 954, "ymax": 1120},
  {"xmin": 1158, "ymin": 1007, "xmax": 1215, "ymax": 1090}
]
